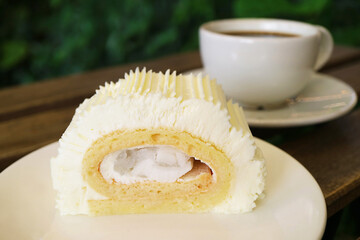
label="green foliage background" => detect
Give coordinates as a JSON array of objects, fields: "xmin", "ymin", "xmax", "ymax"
[{"xmin": 1, "ymin": 0, "xmax": 360, "ymax": 88}]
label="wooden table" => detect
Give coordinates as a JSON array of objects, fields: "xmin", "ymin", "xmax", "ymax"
[{"xmin": 0, "ymin": 45, "xmax": 359, "ymax": 219}]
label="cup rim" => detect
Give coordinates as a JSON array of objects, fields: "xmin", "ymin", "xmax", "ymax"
[{"xmin": 200, "ymin": 18, "xmax": 319, "ymax": 41}]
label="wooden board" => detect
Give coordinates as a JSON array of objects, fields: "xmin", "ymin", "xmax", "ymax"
[{"xmin": 0, "ymin": 46, "xmax": 359, "ymax": 218}]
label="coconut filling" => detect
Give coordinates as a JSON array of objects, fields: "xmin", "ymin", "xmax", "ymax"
[{"xmin": 99, "ymin": 145, "xmax": 213, "ymax": 185}]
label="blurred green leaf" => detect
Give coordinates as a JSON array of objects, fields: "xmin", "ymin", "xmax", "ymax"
[
  {"xmin": 50, "ymin": 0, "xmax": 62, "ymax": 8},
  {"xmin": 233, "ymin": 0, "xmax": 329, "ymax": 17},
  {"xmin": 146, "ymin": 28, "xmax": 178, "ymax": 55},
  {"xmin": 0, "ymin": 0, "xmax": 360, "ymax": 88},
  {"xmin": 0, "ymin": 40, "xmax": 27, "ymax": 70}
]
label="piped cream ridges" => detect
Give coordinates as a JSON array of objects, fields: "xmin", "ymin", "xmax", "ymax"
[
  {"xmin": 51, "ymin": 68, "xmax": 266, "ymax": 215},
  {"xmin": 76, "ymin": 68, "xmax": 227, "ymax": 113}
]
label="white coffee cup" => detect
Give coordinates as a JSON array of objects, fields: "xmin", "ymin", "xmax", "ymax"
[{"xmin": 199, "ymin": 18, "xmax": 333, "ymax": 108}]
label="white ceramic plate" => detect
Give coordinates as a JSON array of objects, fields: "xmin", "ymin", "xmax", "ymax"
[
  {"xmin": 184, "ymin": 69, "xmax": 357, "ymax": 127},
  {"xmin": 0, "ymin": 139, "xmax": 326, "ymax": 240}
]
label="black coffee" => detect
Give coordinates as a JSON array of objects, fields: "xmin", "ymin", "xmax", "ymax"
[{"xmin": 220, "ymin": 30, "xmax": 299, "ymax": 38}]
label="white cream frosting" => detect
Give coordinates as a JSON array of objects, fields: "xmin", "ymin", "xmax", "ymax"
[
  {"xmin": 100, "ymin": 145, "xmax": 194, "ymax": 184},
  {"xmin": 51, "ymin": 68, "xmax": 266, "ymax": 215}
]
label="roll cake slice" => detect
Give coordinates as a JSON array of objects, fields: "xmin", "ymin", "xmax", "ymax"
[{"xmin": 51, "ymin": 68, "xmax": 266, "ymax": 216}]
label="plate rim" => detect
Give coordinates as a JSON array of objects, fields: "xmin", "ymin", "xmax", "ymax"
[
  {"xmin": 0, "ymin": 139, "xmax": 327, "ymax": 239},
  {"xmin": 183, "ymin": 68, "xmax": 357, "ymax": 128}
]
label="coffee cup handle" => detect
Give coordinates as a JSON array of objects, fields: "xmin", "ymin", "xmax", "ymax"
[{"xmin": 314, "ymin": 26, "xmax": 334, "ymax": 70}]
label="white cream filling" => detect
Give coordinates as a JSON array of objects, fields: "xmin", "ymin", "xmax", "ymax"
[{"xmin": 100, "ymin": 145, "xmax": 194, "ymax": 184}]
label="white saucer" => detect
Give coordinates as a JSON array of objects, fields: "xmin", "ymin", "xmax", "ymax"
[
  {"xmin": 184, "ymin": 69, "xmax": 357, "ymax": 127},
  {"xmin": 0, "ymin": 139, "xmax": 326, "ymax": 240}
]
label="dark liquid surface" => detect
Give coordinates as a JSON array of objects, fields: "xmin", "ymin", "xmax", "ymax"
[{"xmin": 220, "ymin": 30, "xmax": 299, "ymax": 38}]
